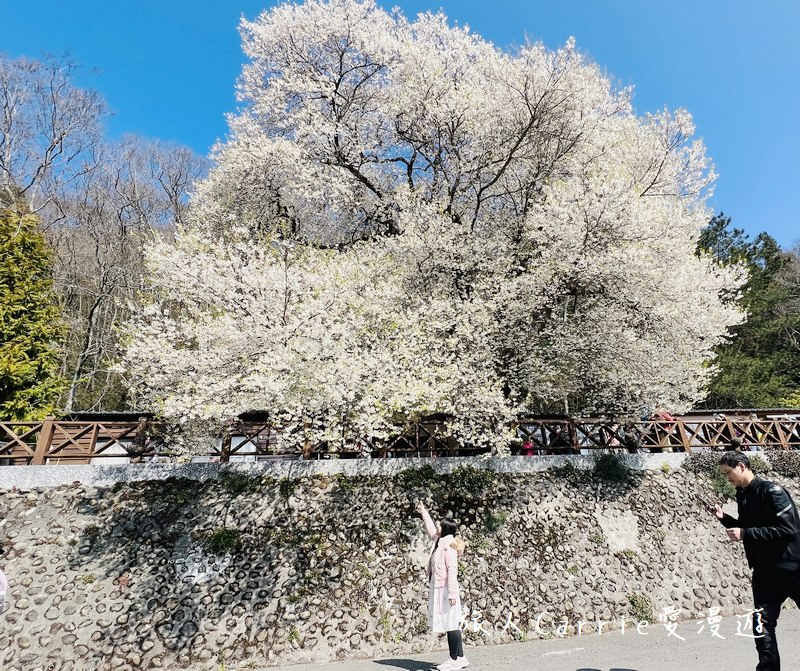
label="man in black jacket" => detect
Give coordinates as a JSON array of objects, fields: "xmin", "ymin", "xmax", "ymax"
[{"xmin": 705, "ymin": 451, "xmax": 800, "ymax": 670}]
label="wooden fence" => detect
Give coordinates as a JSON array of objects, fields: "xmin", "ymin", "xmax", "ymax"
[
  {"xmin": 513, "ymin": 414, "xmax": 800, "ymax": 454},
  {"xmin": 0, "ymin": 417, "xmax": 153, "ymax": 466},
  {"xmin": 1, "ymin": 412, "xmax": 799, "ymax": 465}
]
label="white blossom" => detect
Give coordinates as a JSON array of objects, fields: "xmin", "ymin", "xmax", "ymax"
[{"xmin": 121, "ymin": 0, "xmax": 745, "ymax": 454}]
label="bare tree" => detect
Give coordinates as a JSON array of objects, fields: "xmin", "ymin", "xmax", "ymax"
[
  {"xmin": 51, "ymin": 137, "xmax": 207, "ymax": 411},
  {"xmin": 0, "ymin": 53, "xmax": 104, "ymax": 213},
  {"xmin": 0, "ymin": 53, "xmax": 207, "ymax": 412}
]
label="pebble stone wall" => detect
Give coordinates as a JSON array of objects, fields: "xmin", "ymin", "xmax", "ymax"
[{"xmin": 1, "ymin": 453, "xmax": 798, "ymax": 671}]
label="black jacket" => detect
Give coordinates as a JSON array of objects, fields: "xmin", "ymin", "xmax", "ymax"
[{"xmin": 721, "ymin": 476, "xmax": 800, "ymax": 572}]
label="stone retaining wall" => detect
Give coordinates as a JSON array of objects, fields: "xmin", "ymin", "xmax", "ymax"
[
  {"xmin": 0, "ymin": 453, "xmax": 689, "ymax": 490},
  {"xmin": 0, "ymin": 453, "xmax": 796, "ymax": 671}
]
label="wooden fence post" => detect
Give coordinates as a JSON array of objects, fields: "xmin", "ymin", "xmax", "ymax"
[
  {"xmin": 130, "ymin": 416, "xmax": 149, "ymax": 464},
  {"xmin": 569, "ymin": 418, "xmax": 579, "ymax": 454},
  {"xmin": 31, "ymin": 417, "xmax": 55, "ymax": 465},
  {"xmin": 220, "ymin": 433, "xmax": 232, "ymax": 463},
  {"xmin": 677, "ymin": 422, "xmax": 690, "ymax": 452},
  {"xmin": 774, "ymin": 420, "xmax": 789, "ymax": 450}
]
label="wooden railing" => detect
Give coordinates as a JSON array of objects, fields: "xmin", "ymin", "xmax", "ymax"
[
  {"xmin": 1, "ymin": 412, "xmax": 799, "ymax": 465},
  {"xmin": 512, "ymin": 414, "xmax": 800, "ymax": 453},
  {"xmin": 0, "ymin": 417, "xmax": 156, "ymax": 465}
]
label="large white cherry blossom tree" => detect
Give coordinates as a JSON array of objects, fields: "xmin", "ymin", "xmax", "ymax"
[{"xmin": 121, "ymin": 0, "xmax": 745, "ymax": 453}]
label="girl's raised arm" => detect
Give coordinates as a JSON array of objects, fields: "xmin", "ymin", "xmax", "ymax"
[{"xmin": 415, "ymin": 501, "xmax": 438, "ymax": 539}]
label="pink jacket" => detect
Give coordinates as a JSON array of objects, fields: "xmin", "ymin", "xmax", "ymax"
[{"xmin": 421, "ymin": 507, "xmax": 463, "ymax": 600}]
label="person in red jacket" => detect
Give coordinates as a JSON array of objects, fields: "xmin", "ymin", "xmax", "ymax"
[
  {"xmin": 416, "ymin": 501, "xmax": 468, "ymax": 670},
  {"xmin": 521, "ymin": 439, "xmax": 535, "ymax": 456}
]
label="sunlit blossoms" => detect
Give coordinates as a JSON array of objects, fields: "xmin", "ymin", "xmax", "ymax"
[{"xmin": 121, "ymin": 0, "xmax": 745, "ymax": 453}]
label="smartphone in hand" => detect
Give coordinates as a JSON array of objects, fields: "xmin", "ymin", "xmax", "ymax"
[{"xmin": 696, "ymin": 493, "xmax": 716, "ymax": 509}]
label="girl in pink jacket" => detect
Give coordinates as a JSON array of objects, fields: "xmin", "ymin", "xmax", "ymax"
[
  {"xmin": 416, "ymin": 501, "xmax": 468, "ymax": 670},
  {"xmin": 0, "ymin": 567, "xmax": 7, "ymax": 615}
]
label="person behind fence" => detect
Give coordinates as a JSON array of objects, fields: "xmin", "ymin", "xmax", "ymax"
[
  {"xmin": 703, "ymin": 451, "xmax": 800, "ymax": 671},
  {"xmin": 621, "ymin": 423, "xmax": 642, "ymax": 453},
  {"xmin": 602, "ymin": 423, "xmax": 621, "ymax": 449},
  {"xmin": 651, "ymin": 406, "xmax": 676, "ymax": 451},
  {"xmin": 415, "ymin": 501, "xmax": 468, "ymax": 670},
  {"xmin": 549, "ymin": 425, "xmax": 571, "ymax": 453}
]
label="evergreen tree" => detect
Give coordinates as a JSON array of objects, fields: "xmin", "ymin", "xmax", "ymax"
[
  {"xmin": 0, "ymin": 209, "xmax": 64, "ymax": 419},
  {"xmin": 698, "ymin": 213, "xmax": 800, "ymax": 408}
]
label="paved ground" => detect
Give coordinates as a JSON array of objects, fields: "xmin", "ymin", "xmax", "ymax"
[{"xmin": 267, "ymin": 611, "xmax": 800, "ymax": 671}]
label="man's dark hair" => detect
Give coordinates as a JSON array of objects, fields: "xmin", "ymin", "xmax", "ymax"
[{"xmin": 720, "ymin": 451, "xmax": 750, "ymax": 469}]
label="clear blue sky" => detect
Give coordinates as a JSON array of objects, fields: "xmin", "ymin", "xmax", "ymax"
[{"xmin": 5, "ymin": 0, "xmax": 799, "ymax": 248}]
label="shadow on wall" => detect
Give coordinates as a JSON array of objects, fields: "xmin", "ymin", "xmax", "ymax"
[
  {"xmin": 42, "ymin": 467, "xmax": 508, "ymax": 669},
  {"xmin": 64, "ymin": 475, "xmax": 290, "ymax": 668}
]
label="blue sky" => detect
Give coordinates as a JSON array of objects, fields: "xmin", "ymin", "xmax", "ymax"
[{"xmin": 5, "ymin": 0, "xmax": 799, "ymax": 248}]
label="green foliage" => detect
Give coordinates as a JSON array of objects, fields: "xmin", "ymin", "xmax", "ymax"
[
  {"xmin": 286, "ymin": 588, "xmax": 307, "ymax": 604},
  {"xmin": 0, "ymin": 209, "xmax": 65, "ymax": 419},
  {"xmin": 483, "ymin": 510, "xmax": 508, "ymax": 533},
  {"xmin": 457, "ymin": 560, "xmax": 468, "ymax": 582},
  {"xmin": 308, "ymin": 474, "xmax": 329, "ymax": 489},
  {"xmin": 697, "ymin": 213, "xmax": 800, "ymax": 407},
  {"xmin": 468, "ymin": 533, "xmax": 492, "ymax": 551},
  {"xmin": 780, "ymin": 388, "xmax": 800, "ymax": 409},
  {"xmin": 219, "ymin": 471, "xmax": 260, "ymax": 495},
  {"xmin": 263, "ymin": 526, "xmax": 293, "ymax": 545},
  {"xmin": 378, "ymin": 611, "xmax": 392, "ymax": 641},
  {"xmin": 279, "ymin": 478, "xmax": 298, "ymax": 500},
  {"xmin": 592, "ymin": 453, "xmax": 632, "ymax": 484},
  {"xmin": 335, "ymin": 472, "xmax": 356, "ymax": 493},
  {"xmin": 710, "ymin": 469, "xmax": 737, "ymax": 501},
  {"xmin": 299, "ymin": 532, "xmax": 324, "ymax": 555},
  {"xmin": 176, "ymin": 490, "xmax": 190, "ymax": 505},
  {"xmin": 397, "ymin": 465, "xmax": 438, "ymax": 489},
  {"xmin": 682, "ymin": 452, "xmax": 737, "ymax": 500},
  {"xmin": 207, "ymin": 527, "xmax": 242, "ymax": 554},
  {"xmin": 588, "ymin": 531, "xmax": 605, "ymax": 545},
  {"xmin": 449, "ymin": 465, "xmax": 496, "ymax": 492},
  {"xmin": 627, "ymin": 593, "xmax": 654, "ymax": 623},
  {"xmin": 551, "ymin": 460, "xmax": 590, "ymax": 484}
]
